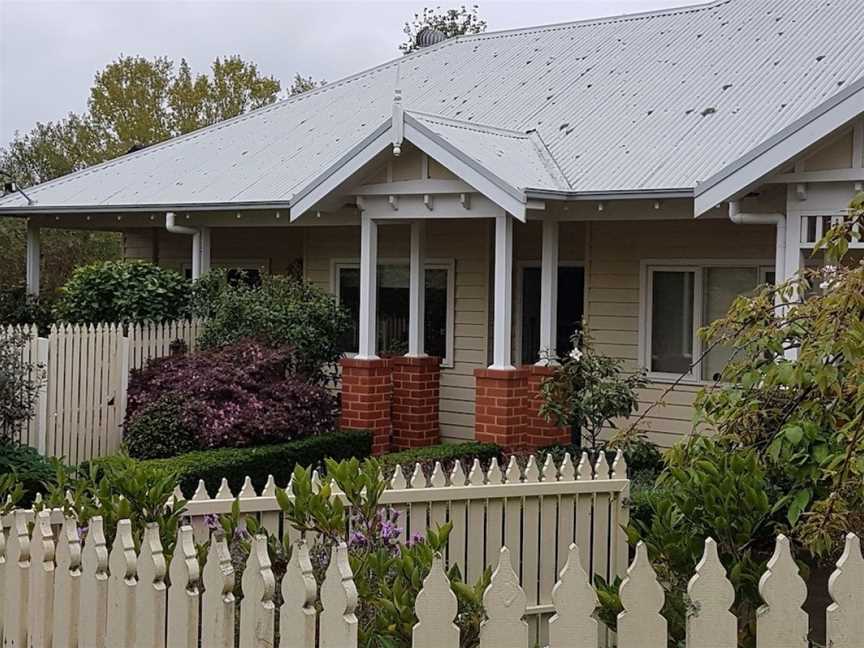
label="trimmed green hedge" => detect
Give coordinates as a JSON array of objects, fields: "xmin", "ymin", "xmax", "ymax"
[
  {"xmin": 379, "ymin": 442, "xmax": 503, "ymax": 480},
  {"xmin": 143, "ymin": 430, "xmax": 372, "ymax": 497}
]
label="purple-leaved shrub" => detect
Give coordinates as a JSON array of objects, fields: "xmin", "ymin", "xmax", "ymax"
[{"xmin": 124, "ymin": 340, "xmax": 336, "ymax": 458}]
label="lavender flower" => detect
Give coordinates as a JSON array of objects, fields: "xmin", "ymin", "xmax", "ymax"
[
  {"xmin": 203, "ymin": 513, "xmax": 219, "ymax": 531},
  {"xmin": 348, "ymin": 530, "xmax": 368, "ymax": 547}
]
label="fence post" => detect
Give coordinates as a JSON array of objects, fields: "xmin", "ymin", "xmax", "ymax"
[
  {"xmin": 27, "ymin": 510, "xmax": 55, "ymax": 648},
  {"xmin": 239, "ymin": 535, "xmax": 276, "ymax": 648},
  {"xmin": 167, "ymin": 526, "xmax": 200, "ymax": 648},
  {"xmin": 319, "ymin": 543, "xmax": 358, "ymax": 648},
  {"xmin": 34, "ymin": 337, "xmax": 49, "ymax": 455},
  {"xmin": 52, "ymin": 516, "xmax": 82, "ymax": 648},
  {"xmin": 4, "ymin": 509, "xmax": 31, "ymax": 648}
]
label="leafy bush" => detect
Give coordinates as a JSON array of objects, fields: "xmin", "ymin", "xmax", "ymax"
[
  {"xmin": 193, "ymin": 272, "xmax": 349, "ymax": 382},
  {"xmin": 125, "ymin": 340, "xmax": 337, "ymax": 455},
  {"xmin": 142, "ymin": 429, "xmax": 372, "ymax": 496},
  {"xmin": 54, "ymin": 260, "xmax": 190, "ymax": 324},
  {"xmin": 379, "ymin": 442, "xmax": 503, "ymax": 480},
  {"xmin": 0, "ymin": 287, "xmax": 54, "ymax": 333},
  {"xmin": 0, "ymin": 328, "xmax": 42, "ymax": 442},
  {"xmin": 0, "ymin": 442, "xmax": 56, "ymax": 506},
  {"xmin": 539, "ymin": 435, "xmax": 664, "ymax": 483},
  {"xmin": 539, "ymin": 333, "xmax": 647, "ymax": 450},
  {"xmin": 124, "ymin": 395, "xmax": 197, "ymax": 460}
]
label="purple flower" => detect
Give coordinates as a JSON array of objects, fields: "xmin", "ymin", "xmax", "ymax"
[
  {"xmin": 406, "ymin": 532, "xmax": 425, "ymax": 548},
  {"xmin": 234, "ymin": 525, "xmax": 251, "ymax": 540},
  {"xmin": 348, "ymin": 530, "xmax": 368, "ymax": 547},
  {"xmin": 203, "ymin": 513, "xmax": 219, "ymax": 531}
]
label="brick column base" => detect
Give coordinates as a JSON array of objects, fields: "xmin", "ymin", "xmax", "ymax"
[
  {"xmin": 339, "ymin": 357, "xmax": 392, "ymax": 455},
  {"xmin": 391, "ymin": 356, "xmax": 441, "ymax": 450},
  {"xmin": 474, "ymin": 368, "xmax": 528, "ymax": 453},
  {"xmin": 524, "ymin": 365, "xmax": 571, "ymax": 449}
]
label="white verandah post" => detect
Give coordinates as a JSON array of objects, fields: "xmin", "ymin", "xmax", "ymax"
[
  {"xmin": 538, "ymin": 218, "xmax": 559, "ymax": 365},
  {"xmin": 25, "ymin": 220, "xmax": 41, "ymax": 296},
  {"xmin": 407, "ymin": 220, "xmax": 426, "ymax": 357},
  {"xmin": 490, "ymin": 211, "xmax": 514, "ymax": 370},
  {"xmin": 357, "ymin": 213, "xmax": 379, "ymax": 360},
  {"xmin": 199, "ymin": 226, "xmax": 212, "ymax": 277}
]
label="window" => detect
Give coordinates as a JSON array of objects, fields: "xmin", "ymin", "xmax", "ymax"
[
  {"xmin": 643, "ymin": 262, "xmax": 771, "ymax": 381},
  {"xmin": 519, "ymin": 265, "xmax": 585, "ymax": 364},
  {"xmin": 183, "ymin": 260, "xmax": 267, "ymax": 287},
  {"xmin": 335, "ymin": 261, "xmax": 454, "ymax": 365}
]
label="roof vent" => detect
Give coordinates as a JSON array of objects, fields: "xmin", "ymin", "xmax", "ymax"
[{"xmin": 415, "ymin": 27, "xmax": 447, "ymax": 49}]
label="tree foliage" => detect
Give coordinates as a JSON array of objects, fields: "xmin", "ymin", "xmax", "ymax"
[
  {"xmin": 400, "ymin": 5, "xmax": 487, "ymax": 53},
  {"xmin": 0, "ymin": 329, "xmax": 43, "ymax": 443},
  {"xmin": 1, "ymin": 54, "xmax": 322, "ymax": 297}
]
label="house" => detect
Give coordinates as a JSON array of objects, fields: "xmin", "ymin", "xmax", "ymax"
[{"xmin": 3, "ymin": 0, "xmax": 864, "ymax": 454}]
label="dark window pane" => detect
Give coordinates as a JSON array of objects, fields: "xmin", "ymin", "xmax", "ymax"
[
  {"xmin": 651, "ymin": 271, "xmax": 694, "ymax": 374},
  {"xmin": 425, "ymin": 269, "xmax": 448, "ymax": 359},
  {"xmin": 520, "ymin": 266, "xmax": 585, "ymax": 364}
]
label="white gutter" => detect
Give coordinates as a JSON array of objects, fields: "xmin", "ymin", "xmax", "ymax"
[
  {"xmin": 728, "ymin": 200, "xmax": 786, "ymax": 291},
  {"xmin": 166, "ymin": 211, "xmax": 209, "ymax": 279}
]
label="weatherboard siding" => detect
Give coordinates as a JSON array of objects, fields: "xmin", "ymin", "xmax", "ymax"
[{"xmin": 586, "ymin": 218, "xmax": 775, "ymax": 447}]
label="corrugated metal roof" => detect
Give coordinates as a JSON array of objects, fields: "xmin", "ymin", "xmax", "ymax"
[{"xmin": 3, "ymin": 0, "xmax": 864, "ymax": 212}]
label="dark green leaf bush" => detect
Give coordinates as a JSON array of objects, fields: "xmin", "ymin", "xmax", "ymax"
[
  {"xmin": 0, "ymin": 328, "xmax": 42, "ymax": 442},
  {"xmin": 192, "ymin": 272, "xmax": 349, "ymax": 382},
  {"xmin": 141, "ymin": 429, "xmax": 372, "ymax": 496},
  {"xmin": 379, "ymin": 442, "xmax": 503, "ymax": 480},
  {"xmin": 54, "ymin": 260, "xmax": 191, "ymax": 324},
  {"xmin": 0, "ymin": 287, "xmax": 54, "ymax": 333},
  {"xmin": 0, "ymin": 442, "xmax": 56, "ymax": 505},
  {"xmin": 124, "ymin": 395, "xmax": 197, "ymax": 460}
]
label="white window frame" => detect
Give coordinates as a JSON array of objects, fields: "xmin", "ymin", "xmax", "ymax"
[
  {"xmin": 331, "ymin": 257, "xmax": 456, "ymax": 368},
  {"xmin": 639, "ymin": 258, "xmax": 773, "ymax": 384},
  {"xmin": 514, "ymin": 260, "xmax": 585, "ymax": 365}
]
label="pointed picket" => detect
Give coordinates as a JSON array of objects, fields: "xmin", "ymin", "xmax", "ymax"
[
  {"xmin": 612, "ymin": 449, "xmax": 628, "ymax": 480},
  {"xmin": 593, "ymin": 451, "xmax": 610, "ymax": 480},
  {"xmin": 79, "ymin": 516, "xmax": 109, "ymax": 648},
  {"xmin": 202, "ymin": 533, "xmax": 236, "ymax": 648},
  {"xmin": 542, "ymin": 454, "xmax": 558, "ymax": 481},
  {"xmin": 215, "ymin": 478, "xmax": 233, "ymax": 500},
  {"xmin": 239, "ymin": 476, "xmax": 257, "ymax": 499},
  {"xmin": 505, "ymin": 456, "xmax": 521, "ymax": 483},
  {"xmin": 4, "ymin": 509, "xmax": 30, "ymax": 648},
  {"xmin": 239, "ymin": 535, "xmax": 276, "ymax": 648},
  {"xmin": 430, "ymin": 462, "xmax": 447, "ymax": 488},
  {"xmin": 480, "ymin": 547, "xmax": 528, "ymax": 648},
  {"xmin": 576, "ymin": 452, "xmax": 592, "ymax": 481},
  {"xmin": 410, "ymin": 463, "xmax": 426, "ymax": 489},
  {"xmin": 413, "ymin": 554, "xmax": 459, "ymax": 648},
  {"xmin": 487, "ymin": 457, "xmax": 503, "ymax": 485},
  {"xmin": 524, "ymin": 455, "xmax": 540, "ymax": 483},
  {"xmin": 450, "ymin": 460, "xmax": 467, "ymax": 487},
  {"xmin": 280, "ymin": 540, "xmax": 317, "ymax": 648},
  {"xmin": 757, "ymin": 535, "xmax": 808, "ymax": 648},
  {"xmin": 826, "ymin": 533, "xmax": 864, "ymax": 647},
  {"xmin": 106, "ymin": 519, "xmax": 137, "ymax": 648},
  {"xmin": 320, "ymin": 543, "xmax": 358, "ymax": 648},
  {"xmin": 548, "ymin": 544, "xmax": 598, "ymax": 648},
  {"xmin": 618, "ymin": 542, "xmax": 666, "ymax": 648},
  {"xmin": 28, "ymin": 510, "xmax": 56, "ymax": 648},
  {"xmin": 137, "ymin": 523, "xmax": 168, "ymax": 648},
  {"xmin": 686, "ymin": 538, "xmax": 735, "ymax": 648},
  {"xmin": 52, "ymin": 516, "xmax": 82, "ymax": 648},
  {"xmin": 559, "ymin": 452, "xmax": 576, "ymax": 481},
  {"xmin": 390, "ymin": 465, "xmax": 408, "ymax": 490},
  {"xmin": 167, "ymin": 526, "xmax": 200, "ymax": 648}
]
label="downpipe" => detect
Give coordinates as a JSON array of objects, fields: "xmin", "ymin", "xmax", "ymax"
[{"xmin": 165, "ymin": 211, "xmax": 202, "ymax": 279}]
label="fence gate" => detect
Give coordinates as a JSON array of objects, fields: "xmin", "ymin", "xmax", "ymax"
[{"xmin": 43, "ymin": 324, "xmax": 129, "ymax": 463}]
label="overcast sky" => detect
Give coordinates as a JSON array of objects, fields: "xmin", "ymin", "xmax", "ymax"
[{"xmin": 0, "ymin": 0, "xmax": 698, "ymax": 146}]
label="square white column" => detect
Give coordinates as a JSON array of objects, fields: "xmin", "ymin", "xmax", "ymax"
[
  {"xmin": 25, "ymin": 220, "xmax": 40, "ymax": 296},
  {"xmin": 357, "ymin": 213, "xmax": 379, "ymax": 359},
  {"xmin": 407, "ymin": 220, "xmax": 427, "ymax": 357},
  {"xmin": 490, "ymin": 211, "xmax": 514, "ymax": 369},
  {"xmin": 191, "ymin": 231, "xmax": 201, "ymax": 280},
  {"xmin": 199, "ymin": 226, "xmax": 212, "ymax": 276},
  {"xmin": 538, "ymin": 218, "xmax": 559, "ymax": 365}
]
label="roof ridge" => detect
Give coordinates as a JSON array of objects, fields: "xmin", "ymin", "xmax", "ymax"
[
  {"xmin": 444, "ymin": 0, "xmax": 729, "ymax": 45},
  {"xmin": 406, "ymin": 110, "xmax": 530, "ymax": 139}
]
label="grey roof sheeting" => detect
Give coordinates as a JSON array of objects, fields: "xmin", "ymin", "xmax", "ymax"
[{"xmin": 3, "ymin": 0, "xmax": 864, "ymax": 213}]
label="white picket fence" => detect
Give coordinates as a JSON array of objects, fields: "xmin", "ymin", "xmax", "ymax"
[
  {"xmin": 2, "ymin": 503, "xmax": 862, "ymax": 648},
  {"xmin": 5, "ymin": 320, "xmax": 203, "ymax": 463}
]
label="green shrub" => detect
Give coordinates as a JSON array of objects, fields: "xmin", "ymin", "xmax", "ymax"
[
  {"xmin": 124, "ymin": 395, "xmax": 197, "ymax": 460},
  {"xmin": 538, "ymin": 436, "xmax": 665, "ymax": 483},
  {"xmin": 54, "ymin": 260, "xmax": 190, "ymax": 324},
  {"xmin": 379, "ymin": 442, "xmax": 503, "ymax": 480},
  {"xmin": 142, "ymin": 429, "xmax": 372, "ymax": 496},
  {"xmin": 0, "ymin": 287, "xmax": 54, "ymax": 333},
  {"xmin": 0, "ymin": 442, "xmax": 56, "ymax": 506},
  {"xmin": 0, "ymin": 329, "xmax": 42, "ymax": 442},
  {"xmin": 193, "ymin": 273, "xmax": 349, "ymax": 382}
]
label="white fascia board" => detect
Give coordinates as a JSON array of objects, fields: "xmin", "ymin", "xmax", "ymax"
[
  {"xmin": 694, "ymin": 79, "xmax": 864, "ymax": 216},
  {"xmin": 403, "ymin": 117, "xmax": 527, "ymax": 221},
  {"xmin": 289, "ymin": 122, "xmax": 393, "ymax": 221}
]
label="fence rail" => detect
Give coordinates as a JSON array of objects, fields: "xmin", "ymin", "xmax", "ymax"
[
  {"xmin": 4, "ymin": 320, "xmax": 203, "ymax": 463},
  {"xmin": 1, "ymin": 506, "xmax": 860, "ymax": 647}
]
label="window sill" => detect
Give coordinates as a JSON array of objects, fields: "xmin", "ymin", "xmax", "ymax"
[{"xmin": 645, "ymin": 373, "xmax": 711, "ymax": 388}]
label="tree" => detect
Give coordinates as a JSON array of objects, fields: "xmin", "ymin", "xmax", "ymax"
[
  {"xmin": 0, "ymin": 54, "xmax": 294, "ymax": 298},
  {"xmin": 400, "ymin": 5, "xmax": 487, "ymax": 54}
]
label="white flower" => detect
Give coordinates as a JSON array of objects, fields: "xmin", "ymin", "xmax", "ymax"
[{"xmin": 569, "ymin": 347, "xmax": 583, "ymax": 362}]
